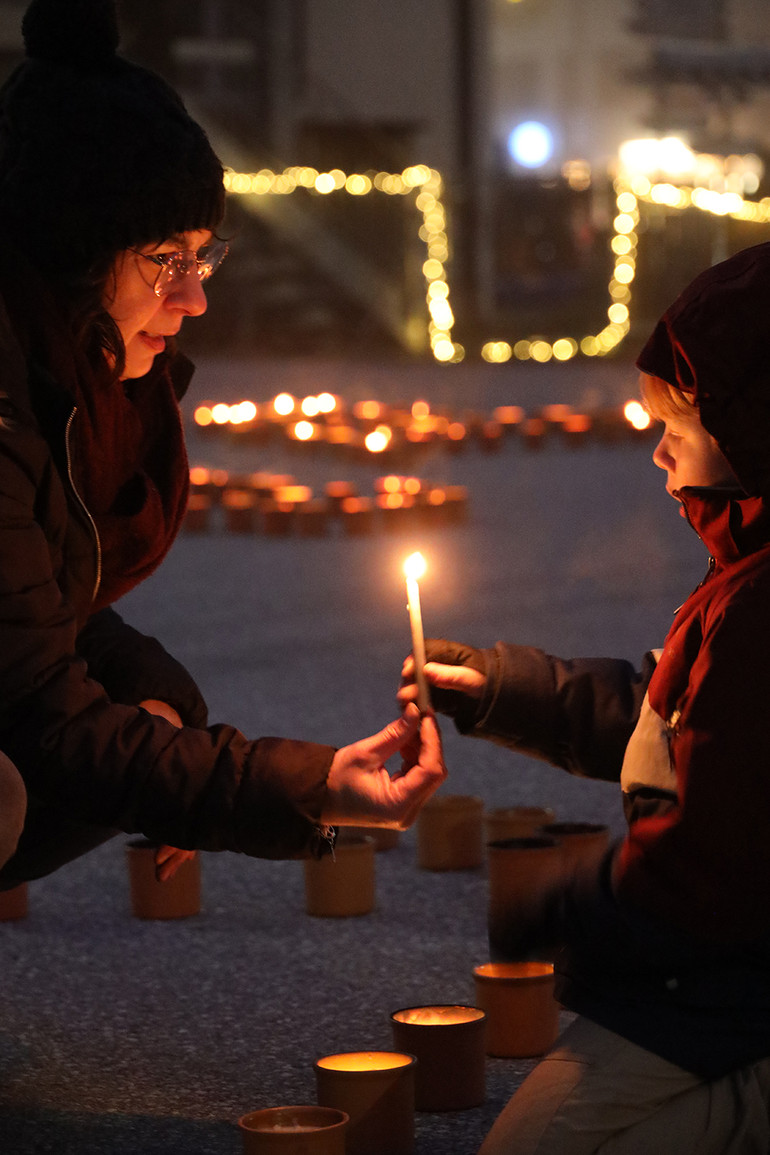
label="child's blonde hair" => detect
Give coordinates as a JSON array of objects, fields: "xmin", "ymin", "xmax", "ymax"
[{"xmin": 639, "ymin": 372, "xmax": 698, "ymax": 423}]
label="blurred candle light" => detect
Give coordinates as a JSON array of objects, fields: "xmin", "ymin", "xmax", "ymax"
[
  {"xmin": 403, "ymin": 552, "xmax": 430, "ymax": 712},
  {"xmin": 624, "ymin": 399, "xmax": 652, "ymax": 430}
]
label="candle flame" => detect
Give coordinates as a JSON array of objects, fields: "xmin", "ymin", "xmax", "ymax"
[{"xmin": 403, "ymin": 551, "xmax": 426, "ymax": 580}]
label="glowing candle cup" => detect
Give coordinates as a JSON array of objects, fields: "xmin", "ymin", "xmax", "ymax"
[
  {"xmin": 314, "ymin": 1050, "xmax": 416, "ymax": 1155},
  {"xmin": 390, "ymin": 1004, "xmax": 486, "ymax": 1111},
  {"xmin": 473, "ymin": 962, "xmax": 559, "ymax": 1058},
  {"xmin": 403, "ymin": 552, "xmax": 430, "ymax": 712},
  {"xmin": 238, "ymin": 1105, "xmax": 348, "ymax": 1154}
]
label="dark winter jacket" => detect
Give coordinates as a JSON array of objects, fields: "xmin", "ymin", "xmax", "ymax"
[
  {"xmin": 449, "ymin": 241, "xmax": 770, "ymax": 1078},
  {"xmin": 0, "ymin": 290, "xmax": 335, "ymax": 863},
  {"xmin": 462, "ymin": 481, "xmax": 770, "ymax": 1077}
]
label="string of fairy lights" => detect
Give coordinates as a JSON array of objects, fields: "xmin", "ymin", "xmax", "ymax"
[{"xmin": 223, "ymin": 161, "xmax": 770, "ymax": 365}]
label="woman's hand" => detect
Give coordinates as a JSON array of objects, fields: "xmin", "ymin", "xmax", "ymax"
[
  {"xmin": 139, "ymin": 698, "xmax": 196, "ymax": 881},
  {"xmin": 321, "ymin": 703, "xmax": 446, "ymax": 829}
]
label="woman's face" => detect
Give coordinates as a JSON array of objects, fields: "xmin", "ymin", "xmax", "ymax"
[{"xmin": 104, "ymin": 229, "xmax": 212, "ymax": 380}]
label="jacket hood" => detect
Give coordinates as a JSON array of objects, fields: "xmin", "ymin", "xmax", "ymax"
[
  {"xmin": 636, "ymin": 241, "xmax": 770, "ymax": 500},
  {"xmin": 678, "ymin": 485, "xmax": 770, "ymax": 564}
]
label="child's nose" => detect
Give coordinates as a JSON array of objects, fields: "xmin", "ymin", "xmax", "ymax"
[{"xmin": 652, "ymin": 435, "xmax": 673, "ymax": 470}]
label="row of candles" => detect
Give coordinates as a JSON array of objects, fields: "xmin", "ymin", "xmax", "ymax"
[
  {"xmin": 240, "ymin": 799, "xmax": 605, "ymax": 1154},
  {"xmin": 192, "ymin": 394, "xmax": 657, "ymax": 460},
  {"xmin": 0, "ymin": 807, "xmax": 599, "ymax": 1155},
  {"xmin": 185, "ymin": 469, "xmax": 469, "ymax": 536}
]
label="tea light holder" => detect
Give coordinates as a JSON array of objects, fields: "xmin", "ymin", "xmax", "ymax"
[
  {"xmin": 473, "ymin": 962, "xmax": 559, "ymax": 1058},
  {"xmin": 417, "ymin": 793, "xmax": 484, "ymax": 871},
  {"xmin": 222, "ymin": 488, "xmax": 256, "ymax": 534},
  {"xmin": 238, "ymin": 1105, "xmax": 348, "ymax": 1154},
  {"xmin": 486, "ymin": 836, "xmax": 563, "ymax": 951},
  {"xmin": 183, "ymin": 491, "xmax": 212, "ymax": 533},
  {"xmin": 340, "ymin": 825, "xmax": 400, "ymax": 852},
  {"xmin": 314, "ymin": 1051, "xmax": 416, "ymax": 1155},
  {"xmin": 125, "ymin": 839, "xmax": 201, "ymax": 920},
  {"xmin": 484, "ymin": 806, "xmax": 556, "ymax": 846},
  {"xmin": 390, "ymin": 1004, "xmax": 486, "ymax": 1111},
  {"xmin": 539, "ymin": 822, "xmax": 610, "ymax": 873},
  {"xmin": 303, "ymin": 834, "xmax": 375, "ymax": 918},
  {"xmin": 0, "ymin": 883, "xmax": 28, "ymax": 921}
]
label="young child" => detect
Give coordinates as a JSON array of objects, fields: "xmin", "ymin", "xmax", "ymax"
[{"xmin": 400, "ymin": 242, "xmax": 770, "ymax": 1153}]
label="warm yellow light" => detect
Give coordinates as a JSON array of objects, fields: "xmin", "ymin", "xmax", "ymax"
[
  {"xmin": 317, "ymin": 392, "xmax": 337, "ymax": 413},
  {"xmin": 412, "ymin": 400, "xmax": 430, "ymax": 419},
  {"xmin": 211, "ymin": 403, "xmax": 230, "ymax": 425},
  {"xmin": 301, "ymin": 396, "xmax": 321, "ymax": 417},
  {"xmin": 403, "ymin": 551, "xmax": 426, "ymax": 581},
  {"xmin": 314, "ymin": 173, "xmax": 336, "ymax": 194},
  {"xmin": 624, "ymin": 400, "xmax": 651, "ymax": 430},
  {"xmin": 273, "ymin": 393, "xmax": 295, "ymax": 417},
  {"xmin": 364, "ymin": 428, "xmax": 390, "ymax": 453},
  {"xmin": 194, "ymin": 405, "xmax": 213, "ymax": 426},
  {"xmin": 293, "ymin": 421, "xmax": 315, "ymax": 441},
  {"xmin": 236, "ymin": 400, "xmax": 258, "ymax": 422}
]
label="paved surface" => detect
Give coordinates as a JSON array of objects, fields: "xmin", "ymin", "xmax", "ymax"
[{"xmin": 0, "ymin": 355, "xmax": 709, "ymax": 1154}]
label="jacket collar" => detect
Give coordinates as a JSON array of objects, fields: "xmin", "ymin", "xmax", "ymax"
[{"xmin": 678, "ymin": 486, "xmax": 770, "ymax": 563}]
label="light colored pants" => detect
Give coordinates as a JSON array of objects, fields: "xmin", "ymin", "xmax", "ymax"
[{"xmin": 479, "ymin": 1016, "xmax": 770, "ymax": 1155}]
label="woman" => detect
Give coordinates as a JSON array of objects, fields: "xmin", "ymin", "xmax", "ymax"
[{"xmin": 0, "ymin": 0, "xmax": 444, "ymax": 888}]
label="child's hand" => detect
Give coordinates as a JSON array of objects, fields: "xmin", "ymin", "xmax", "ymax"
[{"xmin": 397, "ymin": 638, "xmax": 488, "ymax": 716}]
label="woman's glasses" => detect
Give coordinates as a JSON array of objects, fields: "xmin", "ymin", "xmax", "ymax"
[{"xmin": 130, "ymin": 239, "xmax": 229, "ymax": 297}]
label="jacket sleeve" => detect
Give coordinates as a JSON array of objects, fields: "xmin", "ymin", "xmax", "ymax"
[
  {"xmin": 76, "ymin": 606, "xmax": 209, "ymax": 728},
  {"xmin": 0, "ymin": 424, "xmax": 334, "ymax": 859},
  {"xmin": 461, "ymin": 642, "xmax": 656, "ymax": 782}
]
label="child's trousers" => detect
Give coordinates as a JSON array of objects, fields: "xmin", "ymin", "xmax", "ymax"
[{"xmin": 478, "ymin": 1015, "xmax": 770, "ymax": 1155}]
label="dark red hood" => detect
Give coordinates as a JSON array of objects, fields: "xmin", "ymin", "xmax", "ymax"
[
  {"xmin": 637, "ymin": 241, "xmax": 770, "ymax": 500},
  {"xmin": 678, "ymin": 485, "xmax": 770, "ymax": 563}
]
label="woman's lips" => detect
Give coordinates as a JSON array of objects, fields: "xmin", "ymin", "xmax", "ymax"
[{"xmin": 140, "ymin": 331, "xmax": 167, "ymax": 353}]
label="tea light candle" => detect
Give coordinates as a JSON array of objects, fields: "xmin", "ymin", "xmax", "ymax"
[
  {"xmin": 403, "ymin": 551, "xmax": 430, "ymax": 712},
  {"xmin": 315, "ymin": 1050, "xmax": 416, "ymax": 1155},
  {"xmin": 390, "ymin": 1005, "xmax": 486, "ymax": 1112}
]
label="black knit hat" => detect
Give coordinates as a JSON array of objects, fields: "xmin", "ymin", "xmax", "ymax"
[
  {"xmin": 636, "ymin": 241, "xmax": 770, "ymax": 499},
  {"xmin": 0, "ymin": 0, "xmax": 225, "ymax": 281}
]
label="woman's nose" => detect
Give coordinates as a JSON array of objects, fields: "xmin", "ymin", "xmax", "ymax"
[{"xmin": 167, "ymin": 274, "xmax": 208, "ymax": 317}]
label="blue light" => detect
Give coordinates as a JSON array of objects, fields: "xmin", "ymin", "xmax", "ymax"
[{"xmin": 507, "ymin": 121, "xmax": 554, "ymax": 169}]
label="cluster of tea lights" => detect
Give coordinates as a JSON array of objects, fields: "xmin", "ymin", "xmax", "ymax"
[
  {"xmin": 192, "ymin": 393, "xmax": 655, "ymax": 460},
  {"xmin": 185, "ymin": 468, "xmax": 468, "ymax": 537}
]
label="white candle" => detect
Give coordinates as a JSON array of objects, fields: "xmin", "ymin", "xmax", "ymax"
[{"xmin": 403, "ymin": 552, "xmax": 431, "ymax": 712}]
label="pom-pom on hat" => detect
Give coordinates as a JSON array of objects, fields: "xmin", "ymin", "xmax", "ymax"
[
  {"xmin": 636, "ymin": 241, "xmax": 770, "ymax": 499},
  {"xmin": 0, "ymin": 0, "xmax": 224, "ymax": 282}
]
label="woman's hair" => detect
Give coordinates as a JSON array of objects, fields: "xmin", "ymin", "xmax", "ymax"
[
  {"xmin": 0, "ymin": 0, "xmax": 225, "ymax": 373},
  {"xmin": 639, "ymin": 372, "xmax": 698, "ymax": 423}
]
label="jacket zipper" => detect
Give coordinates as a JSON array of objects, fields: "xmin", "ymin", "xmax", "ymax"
[{"xmin": 65, "ymin": 407, "xmax": 102, "ymax": 604}]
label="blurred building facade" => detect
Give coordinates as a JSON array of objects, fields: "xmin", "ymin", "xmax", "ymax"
[{"xmin": 2, "ymin": 0, "xmax": 770, "ymax": 358}]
